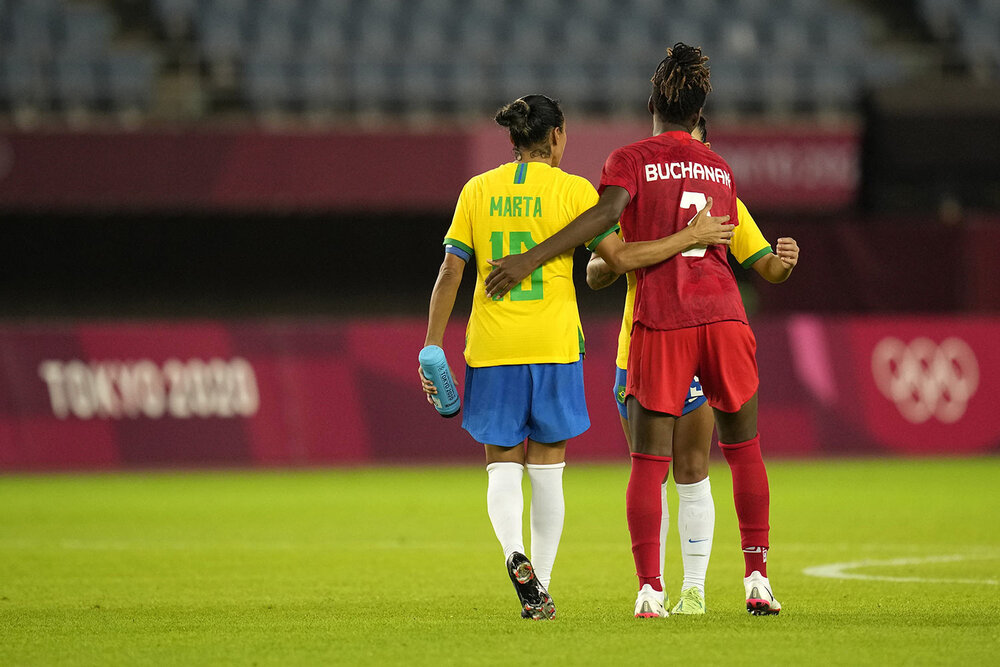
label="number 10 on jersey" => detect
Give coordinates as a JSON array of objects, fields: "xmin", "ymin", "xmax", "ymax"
[{"xmin": 489, "ymin": 231, "xmax": 543, "ymax": 301}]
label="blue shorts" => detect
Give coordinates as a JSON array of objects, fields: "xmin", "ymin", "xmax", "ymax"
[
  {"xmin": 614, "ymin": 366, "xmax": 707, "ymax": 419},
  {"xmin": 462, "ymin": 356, "xmax": 590, "ymax": 447}
]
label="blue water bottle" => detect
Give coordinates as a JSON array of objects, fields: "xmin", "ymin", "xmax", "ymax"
[{"xmin": 419, "ymin": 345, "xmax": 461, "ymax": 418}]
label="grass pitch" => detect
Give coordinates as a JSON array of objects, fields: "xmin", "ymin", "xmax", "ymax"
[{"xmin": 1, "ymin": 458, "xmax": 998, "ymax": 665}]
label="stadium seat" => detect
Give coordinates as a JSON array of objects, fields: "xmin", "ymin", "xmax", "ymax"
[
  {"xmin": 295, "ymin": 53, "xmax": 349, "ymax": 112},
  {"xmin": 153, "ymin": 0, "xmax": 197, "ymax": 43},
  {"xmin": 7, "ymin": 4, "xmax": 56, "ymax": 59},
  {"xmin": 244, "ymin": 52, "xmax": 293, "ymax": 112},
  {"xmin": 0, "ymin": 0, "xmax": 931, "ymax": 124},
  {"xmin": 59, "ymin": 3, "xmax": 116, "ymax": 56},
  {"xmin": 52, "ymin": 51, "xmax": 100, "ymax": 111},
  {"xmin": 0, "ymin": 52, "xmax": 48, "ymax": 110},
  {"xmin": 197, "ymin": 7, "xmax": 247, "ymax": 64},
  {"xmin": 105, "ymin": 47, "xmax": 159, "ymax": 112},
  {"xmin": 958, "ymin": 14, "xmax": 1000, "ymax": 71}
]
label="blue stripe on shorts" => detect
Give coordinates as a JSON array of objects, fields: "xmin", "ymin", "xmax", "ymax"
[
  {"xmin": 614, "ymin": 366, "xmax": 707, "ymax": 419},
  {"xmin": 462, "ymin": 356, "xmax": 589, "ymax": 447}
]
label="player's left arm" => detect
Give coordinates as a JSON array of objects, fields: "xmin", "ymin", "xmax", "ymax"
[
  {"xmin": 750, "ymin": 237, "xmax": 799, "ymax": 283},
  {"xmin": 587, "ymin": 249, "xmax": 621, "ymax": 291},
  {"xmin": 731, "ymin": 198, "xmax": 799, "ymax": 283}
]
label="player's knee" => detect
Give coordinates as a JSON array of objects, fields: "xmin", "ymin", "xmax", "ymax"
[{"xmin": 672, "ymin": 456, "xmax": 708, "ymax": 484}]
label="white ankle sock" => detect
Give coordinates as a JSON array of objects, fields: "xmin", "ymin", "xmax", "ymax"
[
  {"xmin": 659, "ymin": 482, "xmax": 670, "ymax": 590},
  {"xmin": 486, "ymin": 462, "xmax": 525, "ymax": 561},
  {"xmin": 676, "ymin": 476, "xmax": 714, "ymax": 593},
  {"xmin": 526, "ymin": 462, "xmax": 565, "ymax": 590}
]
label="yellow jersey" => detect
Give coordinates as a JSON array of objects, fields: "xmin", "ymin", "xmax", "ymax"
[
  {"xmin": 614, "ymin": 197, "xmax": 772, "ymax": 368},
  {"xmin": 445, "ymin": 161, "xmax": 614, "ymax": 367}
]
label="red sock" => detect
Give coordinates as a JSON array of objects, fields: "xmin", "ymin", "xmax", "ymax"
[
  {"xmin": 720, "ymin": 434, "xmax": 770, "ymax": 577},
  {"xmin": 626, "ymin": 453, "xmax": 671, "ymax": 592},
  {"xmin": 743, "ymin": 546, "xmax": 768, "ymax": 577}
]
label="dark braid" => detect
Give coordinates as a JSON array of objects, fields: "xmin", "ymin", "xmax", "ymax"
[
  {"xmin": 494, "ymin": 94, "xmax": 565, "ymax": 160},
  {"xmin": 650, "ymin": 42, "xmax": 712, "ymax": 125},
  {"xmin": 695, "ymin": 115, "xmax": 708, "ymax": 143}
]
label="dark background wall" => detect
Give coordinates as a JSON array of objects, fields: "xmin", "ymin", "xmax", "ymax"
[{"xmin": 3, "ymin": 208, "xmax": 999, "ymax": 320}]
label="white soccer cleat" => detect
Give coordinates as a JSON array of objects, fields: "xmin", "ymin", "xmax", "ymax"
[
  {"xmin": 634, "ymin": 584, "xmax": 668, "ymax": 618},
  {"xmin": 744, "ymin": 570, "xmax": 781, "ymax": 616}
]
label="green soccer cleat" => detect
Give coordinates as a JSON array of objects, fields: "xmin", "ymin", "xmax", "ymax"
[{"xmin": 670, "ymin": 587, "xmax": 707, "ymax": 615}]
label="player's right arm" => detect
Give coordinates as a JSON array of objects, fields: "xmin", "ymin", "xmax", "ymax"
[
  {"xmin": 487, "ymin": 190, "xmax": 732, "ymax": 298},
  {"xmin": 419, "ymin": 251, "xmax": 466, "ymax": 401},
  {"xmin": 484, "ymin": 186, "xmax": 630, "ymax": 298},
  {"xmin": 421, "ymin": 180, "xmax": 475, "ymax": 400},
  {"xmin": 424, "ymin": 252, "xmax": 466, "ymax": 349}
]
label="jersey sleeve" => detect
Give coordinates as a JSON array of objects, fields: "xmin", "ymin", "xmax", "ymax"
[
  {"xmin": 729, "ymin": 198, "xmax": 772, "ymax": 268},
  {"xmin": 586, "ymin": 224, "xmax": 620, "ymax": 252},
  {"xmin": 598, "ymin": 146, "xmax": 639, "ymax": 198},
  {"xmin": 442, "ymin": 178, "xmax": 476, "ymax": 257}
]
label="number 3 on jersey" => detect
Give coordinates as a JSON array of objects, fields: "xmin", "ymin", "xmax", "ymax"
[
  {"xmin": 490, "ymin": 231, "xmax": 543, "ymax": 301},
  {"xmin": 680, "ymin": 191, "xmax": 708, "ymax": 258}
]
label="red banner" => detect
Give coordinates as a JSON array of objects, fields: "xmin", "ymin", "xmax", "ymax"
[
  {"xmin": 785, "ymin": 316, "xmax": 997, "ymax": 455},
  {"xmin": 0, "ymin": 316, "xmax": 996, "ymax": 471},
  {"xmin": 0, "ymin": 124, "xmax": 857, "ymax": 213}
]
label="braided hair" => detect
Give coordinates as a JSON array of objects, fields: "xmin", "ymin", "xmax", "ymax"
[
  {"xmin": 494, "ymin": 94, "xmax": 565, "ymax": 160},
  {"xmin": 650, "ymin": 42, "xmax": 712, "ymax": 125}
]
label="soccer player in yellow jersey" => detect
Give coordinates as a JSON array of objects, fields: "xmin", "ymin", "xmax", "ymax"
[
  {"xmin": 586, "ymin": 116, "xmax": 800, "ymax": 615},
  {"xmin": 419, "ymin": 95, "xmax": 733, "ymax": 620}
]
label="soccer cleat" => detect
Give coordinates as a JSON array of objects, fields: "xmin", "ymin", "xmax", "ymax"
[
  {"xmin": 633, "ymin": 584, "xmax": 668, "ymax": 618},
  {"xmin": 506, "ymin": 552, "xmax": 556, "ymax": 620},
  {"xmin": 670, "ymin": 586, "xmax": 706, "ymax": 615},
  {"xmin": 744, "ymin": 570, "xmax": 781, "ymax": 616}
]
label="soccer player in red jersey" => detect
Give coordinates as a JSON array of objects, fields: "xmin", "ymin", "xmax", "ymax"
[
  {"xmin": 484, "ymin": 43, "xmax": 782, "ymax": 617},
  {"xmin": 587, "ymin": 116, "xmax": 799, "ymax": 616}
]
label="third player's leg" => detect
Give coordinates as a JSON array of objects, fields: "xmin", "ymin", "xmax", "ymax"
[
  {"xmin": 671, "ymin": 402, "xmax": 714, "ymax": 484},
  {"xmin": 669, "ymin": 403, "xmax": 716, "ymax": 613}
]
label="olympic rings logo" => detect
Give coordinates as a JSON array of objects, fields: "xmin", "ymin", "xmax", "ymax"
[{"xmin": 871, "ymin": 337, "xmax": 979, "ymax": 424}]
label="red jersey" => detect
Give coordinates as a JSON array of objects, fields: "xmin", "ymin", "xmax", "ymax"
[{"xmin": 599, "ymin": 130, "xmax": 746, "ymax": 331}]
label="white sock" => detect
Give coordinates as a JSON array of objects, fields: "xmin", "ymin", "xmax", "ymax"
[
  {"xmin": 659, "ymin": 482, "xmax": 669, "ymax": 590},
  {"xmin": 676, "ymin": 476, "xmax": 714, "ymax": 594},
  {"xmin": 526, "ymin": 462, "xmax": 565, "ymax": 590},
  {"xmin": 486, "ymin": 462, "xmax": 525, "ymax": 561}
]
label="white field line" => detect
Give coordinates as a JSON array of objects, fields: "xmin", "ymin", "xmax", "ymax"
[{"xmin": 803, "ymin": 554, "xmax": 999, "ymax": 585}]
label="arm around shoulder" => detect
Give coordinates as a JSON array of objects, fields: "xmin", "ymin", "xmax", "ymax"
[{"xmin": 484, "ymin": 186, "xmax": 631, "ymax": 298}]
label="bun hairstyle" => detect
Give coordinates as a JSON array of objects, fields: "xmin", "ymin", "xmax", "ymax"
[
  {"xmin": 650, "ymin": 42, "xmax": 712, "ymax": 124},
  {"xmin": 495, "ymin": 94, "xmax": 565, "ymax": 159}
]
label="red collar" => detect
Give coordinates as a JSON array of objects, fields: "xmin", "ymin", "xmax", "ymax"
[{"xmin": 659, "ymin": 130, "xmax": 693, "ymax": 141}]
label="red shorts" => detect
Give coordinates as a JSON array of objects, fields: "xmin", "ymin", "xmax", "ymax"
[{"xmin": 626, "ymin": 321, "xmax": 758, "ymax": 415}]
